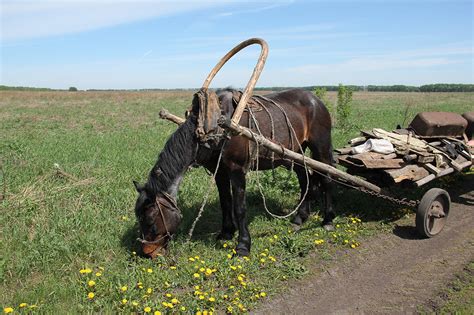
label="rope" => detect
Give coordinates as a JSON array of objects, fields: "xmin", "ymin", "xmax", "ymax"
[
  {"xmin": 186, "ymin": 141, "xmax": 226, "ymax": 241},
  {"xmin": 247, "ymin": 97, "xmax": 311, "ymax": 219}
]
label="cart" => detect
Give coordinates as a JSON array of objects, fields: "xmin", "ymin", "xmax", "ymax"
[{"xmin": 158, "ymin": 38, "xmax": 474, "ymax": 238}]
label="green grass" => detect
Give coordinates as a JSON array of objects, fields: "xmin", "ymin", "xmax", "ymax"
[{"xmin": 1, "ymin": 90, "xmax": 473, "ymax": 313}]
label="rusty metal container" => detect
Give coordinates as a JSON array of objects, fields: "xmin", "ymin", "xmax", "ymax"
[
  {"xmin": 463, "ymin": 112, "xmax": 474, "ymax": 139},
  {"xmin": 409, "ymin": 112, "xmax": 468, "ymax": 138}
]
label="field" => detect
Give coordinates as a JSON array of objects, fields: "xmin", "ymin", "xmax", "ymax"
[{"xmin": 0, "ymin": 90, "xmax": 473, "ymax": 313}]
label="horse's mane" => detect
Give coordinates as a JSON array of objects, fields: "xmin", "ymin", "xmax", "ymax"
[{"xmin": 147, "ymin": 117, "xmax": 197, "ymax": 196}]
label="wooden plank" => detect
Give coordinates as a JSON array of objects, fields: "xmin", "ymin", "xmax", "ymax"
[
  {"xmin": 347, "ymin": 152, "xmax": 404, "ymax": 169},
  {"xmin": 335, "ymin": 147, "xmax": 353, "ymax": 155},
  {"xmin": 423, "ymin": 163, "xmax": 441, "ymax": 175},
  {"xmin": 359, "ymin": 158, "xmax": 405, "ymax": 169},
  {"xmin": 415, "ymin": 174, "xmax": 436, "ymax": 187},
  {"xmin": 349, "ymin": 136, "xmax": 366, "ymax": 146},
  {"xmin": 437, "ymin": 167, "xmax": 454, "ymax": 177},
  {"xmin": 385, "ymin": 165, "xmax": 430, "ymax": 183},
  {"xmin": 159, "ymin": 109, "xmax": 185, "ymax": 125},
  {"xmin": 218, "ymin": 117, "xmax": 382, "ymax": 193}
]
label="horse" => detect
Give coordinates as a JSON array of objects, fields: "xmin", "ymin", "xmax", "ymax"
[{"xmin": 133, "ymin": 88, "xmax": 334, "ymax": 258}]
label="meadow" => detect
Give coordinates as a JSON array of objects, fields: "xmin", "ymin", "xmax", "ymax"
[{"xmin": 0, "ymin": 90, "xmax": 472, "ymax": 313}]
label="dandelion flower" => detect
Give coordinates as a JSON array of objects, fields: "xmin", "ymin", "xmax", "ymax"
[
  {"xmin": 170, "ymin": 266, "xmax": 177, "ymax": 270},
  {"xmin": 3, "ymin": 307, "xmax": 14, "ymax": 314},
  {"xmin": 147, "ymin": 288, "xmax": 153, "ymax": 294},
  {"xmin": 189, "ymin": 257, "xmax": 195, "ymax": 262},
  {"xmin": 19, "ymin": 303, "xmax": 27, "ymax": 308},
  {"xmin": 132, "ymin": 301, "xmax": 139, "ymax": 307},
  {"xmin": 88, "ymin": 280, "xmax": 96, "ymax": 287},
  {"xmin": 144, "ymin": 306, "xmax": 151, "ymax": 313},
  {"xmin": 121, "ymin": 286, "xmax": 128, "ymax": 292},
  {"xmin": 208, "ymin": 297, "xmax": 216, "ymax": 302},
  {"xmin": 223, "ymin": 243, "xmax": 228, "ymax": 248},
  {"xmin": 260, "ymin": 292, "xmax": 267, "ymax": 297},
  {"xmin": 154, "ymin": 312, "xmax": 162, "ymax": 315},
  {"xmin": 199, "ymin": 267, "xmax": 205, "ymax": 272},
  {"xmin": 193, "ymin": 273, "xmax": 200, "ymax": 278},
  {"xmin": 165, "ymin": 293, "xmax": 172, "ymax": 298},
  {"xmin": 121, "ymin": 299, "xmax": 128, "ymax": 305},
  {"xmin": 87, "ymin": 292, "xmax": 95, "ymax": 299},
  {"xmin": 171, "ymin": 298, "xmax": 179, "ymax": 305},
  {"xmin": 227, "ymin": 254, "xmax": 232, "ymax": 259},
  {"xmin": 199, "ymin": 295, "xmax": 205, "ymax": 300},
  {"xmin": 95, "ymin": 272, "xmax": 102, "ymax": 277},
  {"xmin": 147, "ymin": 268, "xmax": 153, "ymax": 273},
  {"xmin": 260, "ymin": 258, "xmax": 266, "ymax": 263},
  {"xmin": 180, "ymin": 306, "xmax": 186, "ymax": 311},
  {"xmin": 80, "ymin": 268, "xmax": 92, "ymax": 274}
]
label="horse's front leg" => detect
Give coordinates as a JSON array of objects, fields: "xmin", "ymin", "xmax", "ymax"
[
  {"xmin": 230, "ymin": 170, "xmax": 251, "ymax": 256},
  {"xmin": 216, "ymin": 170, "xmax": 236, "ymax": 240}
]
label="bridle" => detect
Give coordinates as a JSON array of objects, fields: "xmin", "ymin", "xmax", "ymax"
[{"xmin": 136, "ymin": 192, "xmax": 179, "ymax": 246}]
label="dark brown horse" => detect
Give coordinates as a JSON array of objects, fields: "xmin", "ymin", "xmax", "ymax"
[{"xmin": 133, "ymin": 88, "xmax": 334, "ymax": 258}]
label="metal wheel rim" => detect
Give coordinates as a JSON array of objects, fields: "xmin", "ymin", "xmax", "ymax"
[{"xmin": 425, "ymin": 198, "xmax": 446, "ymax": 235}]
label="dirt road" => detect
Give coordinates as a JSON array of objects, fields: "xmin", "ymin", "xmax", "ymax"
[{"xmin": 256, "ymin": 180, "xmax": 474, "ymax": 314}]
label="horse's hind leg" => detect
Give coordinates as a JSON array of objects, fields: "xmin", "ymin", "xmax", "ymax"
[
  {"xmin": 308, "ymin": 135, "xmax": 336, "ymax": 230},
  {"xmin": 291, "ymin": 163, "xmax": 315, "ymax": 226},
  {"xmin": 216, "ymin": 170, "xmax": 236, "ymax": 240}
]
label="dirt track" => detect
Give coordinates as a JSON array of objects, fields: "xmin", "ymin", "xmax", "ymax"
[{"xmin": 256, "ymin": 178, "xmax": 474, "ymax": 314}]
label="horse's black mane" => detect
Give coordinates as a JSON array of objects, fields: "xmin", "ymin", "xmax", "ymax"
[{"xmin": 146, "ymin": 116, "xmax": 197, "ymax": 196}]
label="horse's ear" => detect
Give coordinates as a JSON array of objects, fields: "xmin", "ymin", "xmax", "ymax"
[{"xmin": 133, "ymin": 180, "xmax": 145, "ymax": 192}]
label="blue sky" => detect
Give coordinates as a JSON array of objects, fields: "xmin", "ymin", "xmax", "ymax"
[{"xmin": 1, "ymin": 0, "xmax": 472, "ymax": 89}]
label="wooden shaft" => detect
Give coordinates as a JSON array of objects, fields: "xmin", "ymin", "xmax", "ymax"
[
  {"xmin": 218, "ymin": 116, "xmax": 382, "ymax": 193},
  {"xmin": 201, "ymin": 38, "xmax": 269, "ymax": 126},
  {"xmin": 159, "ymin": 109, "xmax": 185, "ymax": 125}
]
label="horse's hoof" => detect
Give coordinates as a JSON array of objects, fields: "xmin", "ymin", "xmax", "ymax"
[
  {"xmin": 323, "ymin": 223, "xmax": 335, "ymax": 231},
  {"xmin": 234, "ymin": 247, "xmax": 250, "ymax": 257},
  {"xmin": 291, "ymin": 215, "xmax": 306, "ymax": 226},
  {"xmin": 217, "ymin": 232, "xmax": 234, "ymax": 240}
]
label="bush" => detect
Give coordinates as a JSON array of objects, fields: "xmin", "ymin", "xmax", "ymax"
[
  {"xmin": 68, "ymin": 87, "xmax": 78, "ymax": 92},
  {"xmin": 336, "ymin": 84, "xmax": 353, "ymax": 130}
]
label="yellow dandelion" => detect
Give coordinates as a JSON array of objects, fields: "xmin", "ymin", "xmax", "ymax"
[
  {"xmin": 147, "ymin": 268, "xmax": 153, "ymax": 273},
  {"xmin": 194, "ymin": 285, "xmax": 200, "ymax": 290},
  {"xmin": 193, "ymin": 273, "xmax": 200, "ymax": 278},
  {"xmin": 208, "ymin": 297, "xmax": 216, "ymax": 302},
  {"xmin": 223, "ymin": 243, "xmax": 228, "ymax": 248},
  {"xmin": 171, "ymin": 298, "xmax": 179, "ymax": 305},
  {"xmin": 237, "ymin": 275, "xmax": 244, "ymax": 282},
  {"xmin": 196, "ymin": 311, "xmax": 202, "ymax": 315},
  {"xmin": 80, "ymin": 268, "xmax": 92, "ymax": 274},
  {"xmin": 144, "ymin": 306, "xmax": 151, "ymax": 313},
  {"xmin": 165, "ymin": 293, "xmax": 172, "ymax": 298},
  {"xmin": 273, "ymin": 235, "xmax": 278, "ymax": 239},
  {"xmin": 223, "ymin": 294, "xmax": 228, "ymax": 299},
  {"xmin": 121, "ymin": 286, "xmax": 127, "ymax": 292},
  {"xmin": 154, "ymin": 312, "xmax": 162, "ymax": 315},
  {"xmin": 121, "ymin": 299, "xmax": 128, "ymax": 305},
  {"xmin": 132, "ymin": 301, "xmax": 139, "ymax": 307},
  {"xmin": 199, "ymin": 267, "xmax": 205, "ymax": 272},
  {"xmin": 351, "ymin": 244, "xmax": 356, "ymax": 248},
  {"xmin": 88, "ymin": 280, "xmax": 96, "ymax": 287},
  {"xmin": 180, "ymin": 306, "xmax": 186, "ymax": 311},
  {"xmin": 260, "ymin": 292, "xmax": 267, "ymax": 297},
  {"xmin": 194, "ymin": 255, "xmax": 200, "ymax": 259},
  {"xmin": 147, "ymin": 288, "xmax": 153, "ymax": 294},
  {"xmin": 87, "ymin": 292, "xmax": 95, "ymax": 299},
  {"xmin": 199, "ymin": 295, "xmax": 205, "ymax": 300},
  {"xmin": 243, "ymin": 256, "xmax": 250, "ymax": 261},
  {"xmin": 95, "ymin": 272, "xmax": 102, "ymax": 277},
  {"xmin": 19, "ymin": 303, "xmax": 27, "ymax": 308},
  {"xmin": 3, "ymin": 308, "xmax": 14, "ymax": 314},
  {"xmin": 227, "ymin": 254, "xmax": 232, "ymax": 259},
  {"xmin": 230, "ymin": 266, "xmax": 237, "ymax": 270},
  {"xmin": 170, "ymin": 266, "xmax": 177, "ymax": 270},
  {"xmin": 189, "ymin": 257, "xmax": 195, "ymax": 262},
  {"xmin": 260, "ymin": 258, "xmax": 266, "ymax": 263}
]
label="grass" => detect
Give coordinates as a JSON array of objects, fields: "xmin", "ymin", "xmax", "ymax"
[{"xmin": 1, "ymin": 90, "xmax": 473, "ymax": 313}]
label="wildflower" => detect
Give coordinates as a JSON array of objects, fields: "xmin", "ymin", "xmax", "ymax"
[
  {"xmin": 180, "ymin": 306, "xmax": 186, "ymax": 311},
  {"xmin": 88, "ymin": 280, "xmax": 96, "ymax": 287},
  {"xmin": 87, "ymin": 292, "xmax": 95, "ymax": 299},
  {"xmin": 144, "ymin": 306, "xmax": 151, "ymax": 313},
  {"xmin": 170, "ymin": 266, "xmax": 177, "ymax": 270},
  {"xmin": 237, "ymin": 275, "xmax": 244, "ymax": 282},
  {"xmin": 132, "ymin": 301, "xmax": 139, "ymax": 307},
  {"xmin": 208, "ymin": 297, "xmax": 216, "ymax": 302},
  {"xmin": 193, "ymin": 273, "xmax": 200, "ymax": 278},
  {"xmin": 199, "ymin": 267, "xmax": 205, "ymax": 272},
  {"xmin": 3, "ymin": 308, "xmax": 13, "ymax": 314},
  {"xmin": 196, "ymin": 312, "xmax": 202, "ymax": 315},
  {"xmin": 223, "ymin": 294, "xmax": 228, "ymax": 299},
  {"xmin": 194, "ymin": 285, "xmax": 200, "ymax": 290},
  {"xmin": 95, "ymin": 272, "xmax": 102, "ymax": 277},
  {"xmin": 314, "ymin": 239, "xmax": 324, "ymax": 245},
  {"xmin": 199, "ymin": 295, "xmax": 205, "ymax": 300},
  {"xmin": 243, "ymin": 256, "xmax": 250, "ymax": 261},
  {"xmin": 132, "ymin": 251, "xmax": 137, "ymax": 255},
  {"xmin": 269, "ymin": 256, "xmax": 276, "ymax": 262},
  {"xmin": 137, "ymin": 282, "xmax": 144, "ymax": 289},
  {"xmin": 80, "ymin": 268, "xmax": 92, "ymax": 274},
  {"xmin": 154, "ymin": 312, "xmax": 162, "ymax": 315},
  {"xmin": 147, "ymin": 268, "xmax": 153, "ymax": 273},
  {"xmin": 273, "ymin": 235, "xmax": 278, "ymax": 239},
  {"xmin": 19, "ymin": 303, "xmax": 27, "ymax": 308},
  {"xmin": 227, "ymin": 254, "xmax": 232, "ymax": 259},
  {"xmin": 121, "ymin": 299, "xmax": 128, "ymax": 305},
  {"xmin": 171, "ymin": 298, "xmax": 179, "ymax": 305},
  {"xmin": 336, "ymin": 224, "xmax": 340, "ymax": 228},
  {"xmin": 230, "ymin": 265, "xmax": 237, "ymax": 270},
  {"xmin": 260, "ymin": 292, "xmax": 267, "ymax": 297},
  {"xmin": 121, "ymin": 286, "xmax": 128, "ymax": 292},
  {"xmin": 260, "ymin": 258, "xmax": 266, "ymax": 263},
  {"xmin": 344, "ymin": 239, "xmax": 349, "ymax": 244},
  {"xmin": 189, "ymin": 257, "xmax": 195, "ymax": 262},
  {"xmin": 223, "ymin": 243, "xmax": 228, "ymax": 248},
  {"xmin": 147, "ymin": 288, "xmax": 153, "ymax": 294},
  {"xmin": 194, "ymin": 255, "xmax": 200, "ymax": 260}
]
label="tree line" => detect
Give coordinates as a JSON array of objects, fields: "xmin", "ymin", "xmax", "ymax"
[{"xmin": 256, "ymin": 84, "xmax": 474, "ymax": 92}]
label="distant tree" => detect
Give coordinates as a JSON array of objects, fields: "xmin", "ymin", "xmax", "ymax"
[
  {"xmin": 68, "ymin": 86, "xmax": 78, "ymax": 92},
  {"xmin": 336, "ymin": 84, "xmax": 353, "ymax": 130}
]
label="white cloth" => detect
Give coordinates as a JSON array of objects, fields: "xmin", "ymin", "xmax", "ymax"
[{"xmin": 352, "ymin": 138, "xmax": 395, "ymax": 154}]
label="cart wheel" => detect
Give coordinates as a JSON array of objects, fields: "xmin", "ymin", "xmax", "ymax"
[{"xmin": 416, "ymin": 188, "xmax": 450, "ymax": 238}]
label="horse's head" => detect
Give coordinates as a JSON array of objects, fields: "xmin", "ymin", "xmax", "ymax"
[{"xmin": 133, "ymin": 181, "xmax": 182, "ymax": 258}]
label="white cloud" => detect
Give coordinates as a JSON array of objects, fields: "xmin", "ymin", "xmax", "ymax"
[{"xmin": 0, "ymin": 0, "xmax": 229, "ymax": 41}]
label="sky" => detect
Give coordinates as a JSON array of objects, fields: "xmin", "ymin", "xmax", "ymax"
[{"xmin": 0, "ymin": 0, "xmax": 473, "ymax": 89}]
